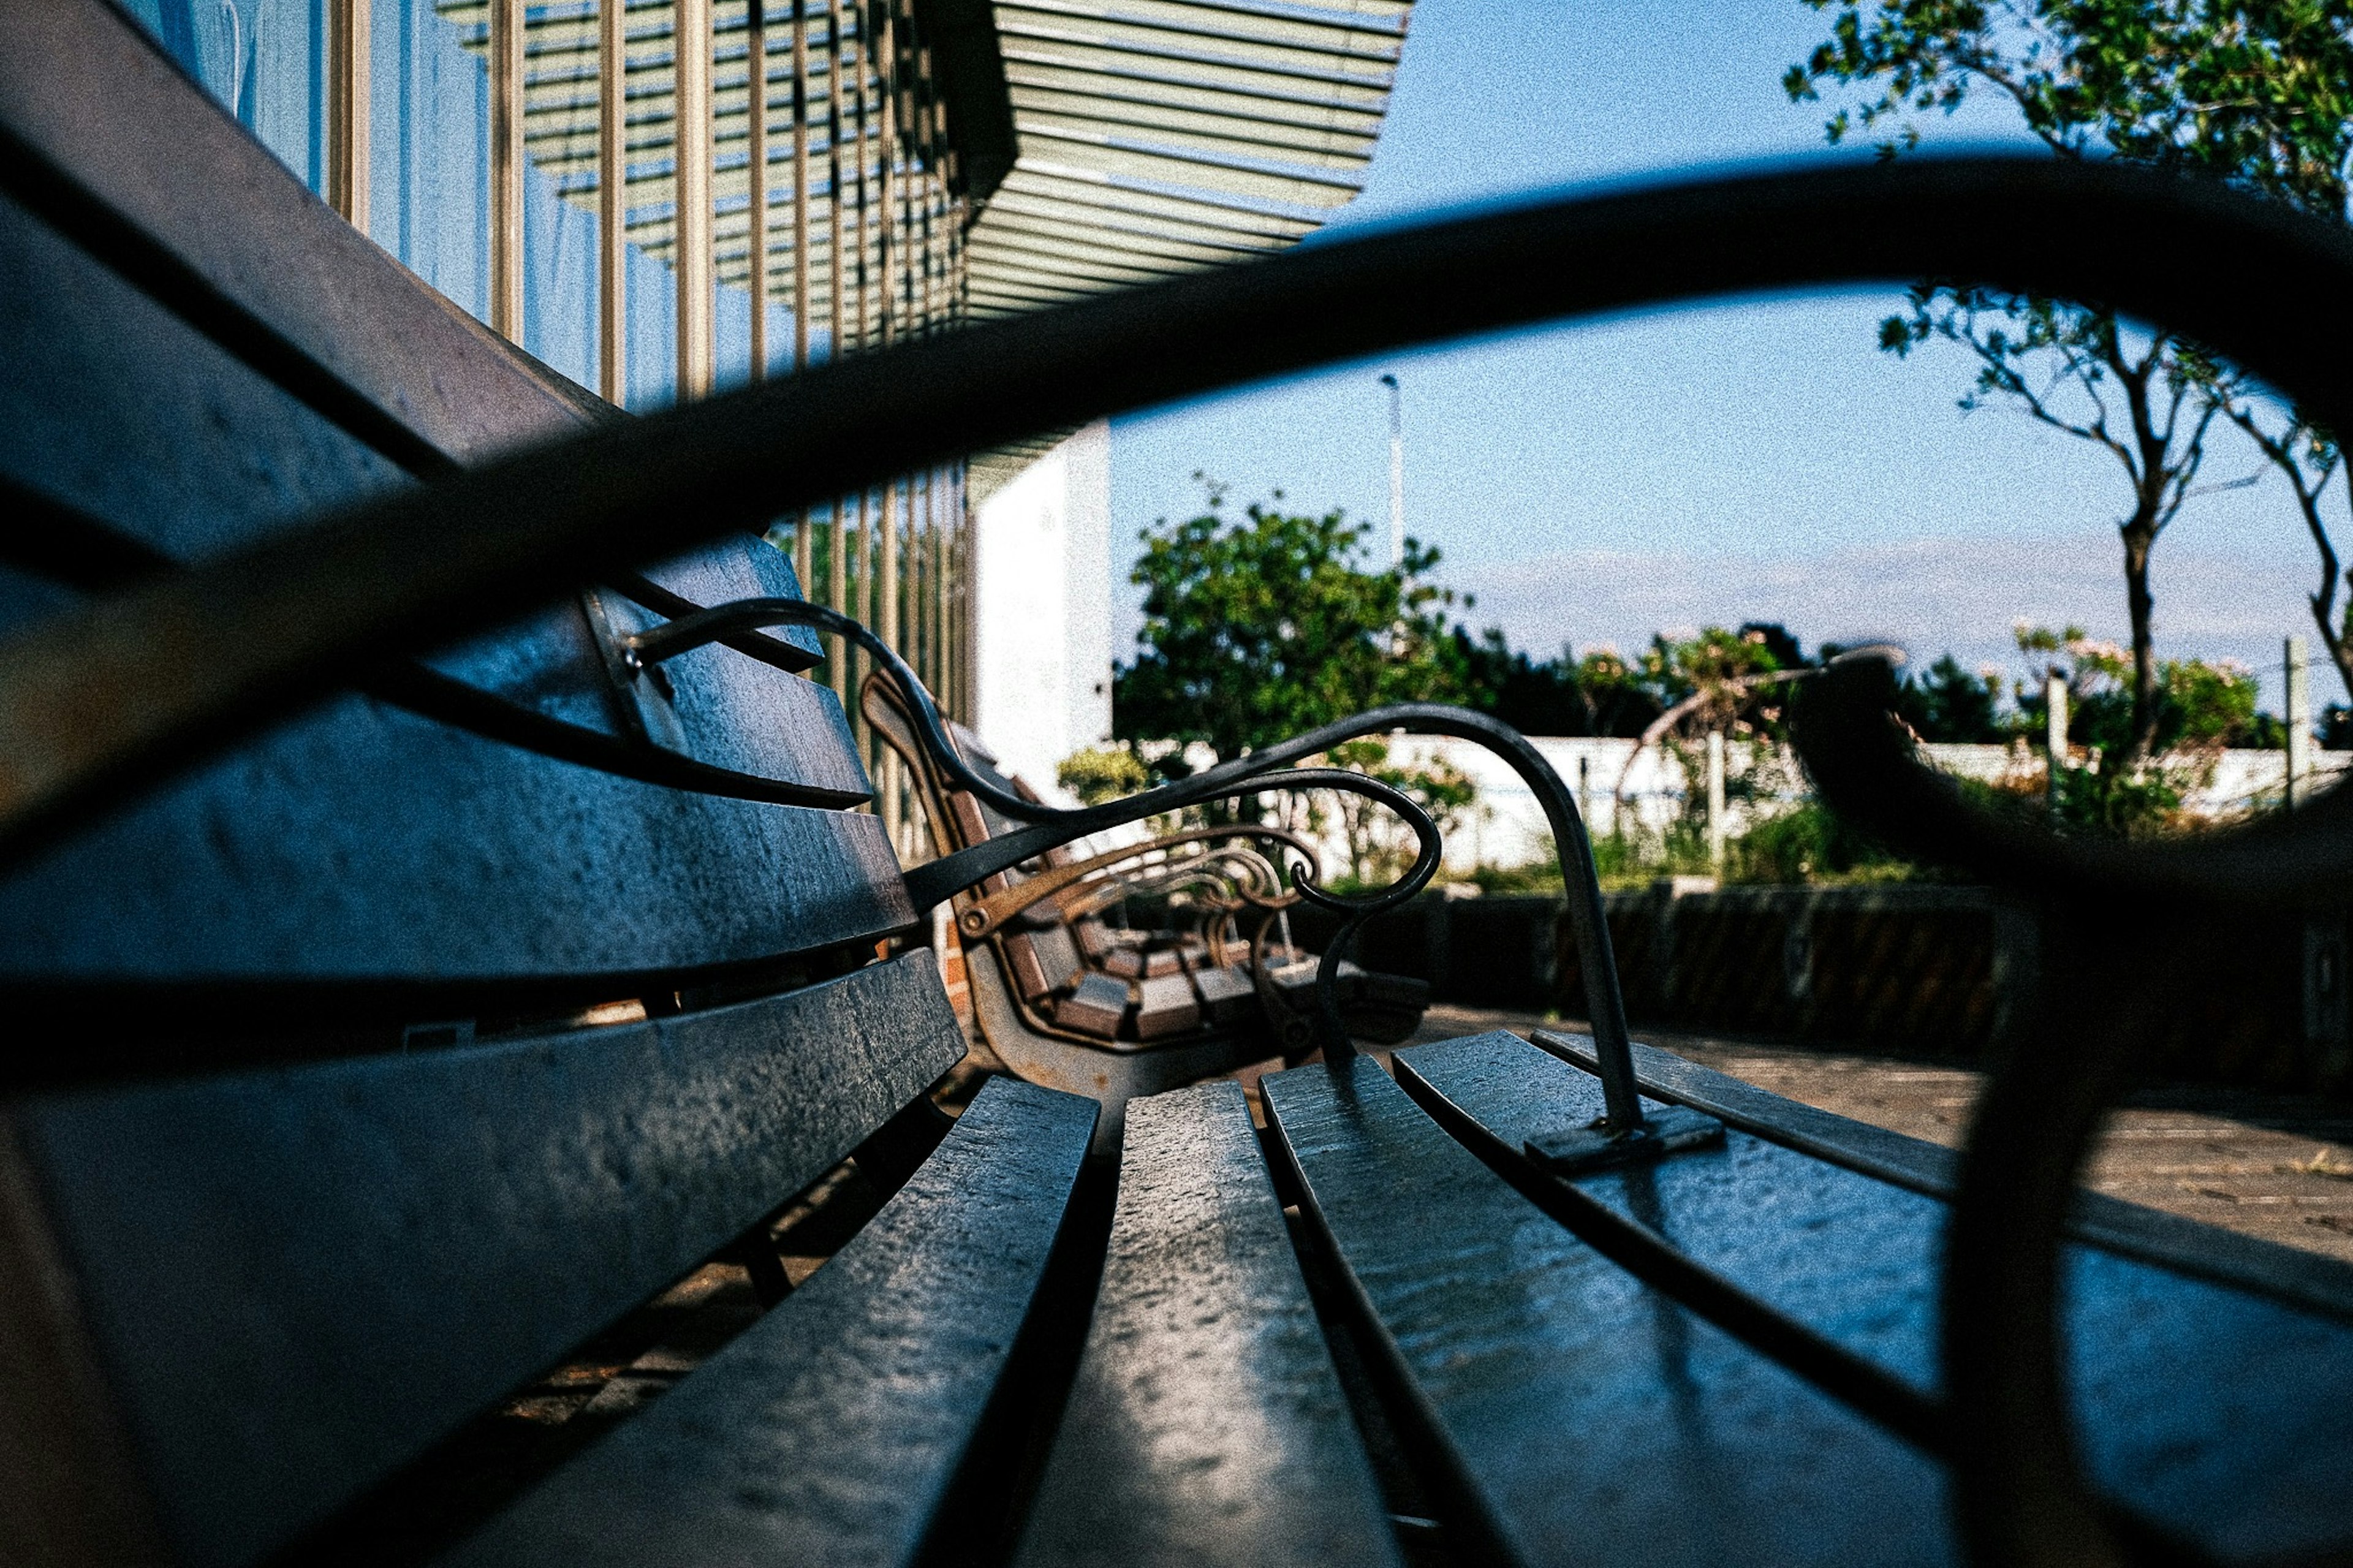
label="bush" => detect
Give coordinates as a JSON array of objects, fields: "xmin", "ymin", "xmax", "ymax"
[
  {"xmin": 1725, "ymin": 805, "xmax": 1913, "ymax": 884},
  {"xmin": 1056, "ymin": 744, "xmax": 1149, "ymax": 806}
]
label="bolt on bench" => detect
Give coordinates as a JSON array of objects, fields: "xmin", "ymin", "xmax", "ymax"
[{"xmin": 10, "ymin": 7, "xmax": 2353, "ymax": 1566}]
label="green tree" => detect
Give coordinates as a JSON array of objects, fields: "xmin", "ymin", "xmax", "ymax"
[
  {"xmin": 1897, "ymin": 654, "xmax": 2007, "ymax": 741},
  {"xmin": 1113, "ymin": 480, "xmax": 1475, "ymax": 770},
  {"xmin": 1320, "ymin": 738, "xmax": 1479, "ymax": 887},
  {"xmin": 1787, "ymin": 0, "xmax": 2353, "ymax": 762},
  {"xmin": 1450, "ymin": 631, "xmax": 1664, "ymax": 736}
]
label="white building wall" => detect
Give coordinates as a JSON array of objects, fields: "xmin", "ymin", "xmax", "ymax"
[{"xmin": 972, "ymin": 421, "xmax": 1113, "ymax": 797}]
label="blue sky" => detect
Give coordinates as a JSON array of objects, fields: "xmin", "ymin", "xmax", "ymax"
[{"xmin": 1107, "ymin": 0, "xmax": 2331, "ymax": 708}]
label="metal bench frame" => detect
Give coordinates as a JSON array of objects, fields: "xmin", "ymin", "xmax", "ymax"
[{"xmin": 10, "ymin": 17, "xmax": 2353, "ymax": 1554}]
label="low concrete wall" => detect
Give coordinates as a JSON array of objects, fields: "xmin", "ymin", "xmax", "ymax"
[{"xmin": 1293, "ymin": 884, "xmax": 2350, "ymax": 1093}]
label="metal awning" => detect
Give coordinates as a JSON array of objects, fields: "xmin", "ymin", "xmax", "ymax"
[
  {"xmin": 436, "ymin": 0, "xmax": 1407, "ymax": 321},
  {"xmin": 967, "ymin": 0, "xmax": 1409, "ymax": 317}
]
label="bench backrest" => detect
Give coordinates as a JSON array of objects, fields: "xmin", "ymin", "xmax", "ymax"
[{"xmin": 0, "ymin": 7, "xmax": 960, "ymax": 1563}]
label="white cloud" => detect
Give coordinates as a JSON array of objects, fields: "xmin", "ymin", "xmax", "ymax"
[{"xmin": 1453, "ymin": 531, "xmax": 2325, "ymax": 706}]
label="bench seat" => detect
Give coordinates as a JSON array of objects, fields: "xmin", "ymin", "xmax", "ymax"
[{"xmin": 441, "ymin": 1075, "xmax": 1095, "ymax": 1568}]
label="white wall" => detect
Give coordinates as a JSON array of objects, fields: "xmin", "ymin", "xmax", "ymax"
[
  {"xmin": 1333, "ymin": 737, "xmax": 2351, "ymax": 875},
  {"xmin": 972, "ymin": 421, "xmax": 1113, "ymax": 795}
]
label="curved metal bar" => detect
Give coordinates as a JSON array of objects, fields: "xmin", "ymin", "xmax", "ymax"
[
  {"xmin": 11, "ymin": 159, "xmax": 2353, "ymax": 871},
  {"xmin": 1056, "ymin": 844, "xmax": 1297, "ymax": 926},
  {"xmin": 10, "ymin": 153, "xmax": 2353, "ymax": 1557},
  {"xmin": 1791, "ymin": 651, "xmax": 2353, "ymax": 907},
  {"xmin": 1786, "ymin": 654, "xmax": 2306, "ymax": 1567},
  {"xmin": 955, "ymin": 825, "xmax": 1313, "ymax": 941},
  {"xmin": 627, "ymin": 595, "xmax": 1456, "ymax": 1059},
  {"xmin": 643, "ymin": 600, "xmax": 1623, "ymax": 1108}
]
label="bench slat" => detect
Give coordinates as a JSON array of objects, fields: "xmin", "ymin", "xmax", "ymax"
[
  {"xmin": 1261, "ymin": 1055, "xmax": 1952, "ymax": 1568},
  {"xmin": 1013, "ymin": 1080, "xmax": 1401, "ymax": 1568},
  {"xmin": 440, "ymin": 1075, "xmax": 1097, "ymax": 1568},
  {"xmin": 0, "ymin": 688, "xmax": 902, "ymax": 1006},
  {"xmin": 0, "ymin": 191, "xmax": 409, "ymax": 567},
  {"xmin": 0, "ymin": 2, "xmax": 596, "ymax": 472},
  {"xmin": 1399, "ymin": 1030, "xmax": 2353, "ymax": 1564},
  {"xmin": 1, "ymin": 952, "xmax": 965, "ymax": 1568}
]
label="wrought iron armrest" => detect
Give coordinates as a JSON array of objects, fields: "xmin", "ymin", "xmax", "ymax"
[
  {"xmin": 950, "ymin": 824, "xmax": 1310, "ymax": 944},
  {"xmin": 627, "ymin": 597, "xmax": 1692, "ymax": 1157}
]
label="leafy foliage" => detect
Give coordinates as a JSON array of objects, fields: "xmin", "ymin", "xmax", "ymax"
[
  {"xmin": 1112, "ymin": 480, "xmax": 1476, "ymax": 771},
  {"xmin": 1897, "ymin": 654, "xmax": 2009, "ymax": 740},
  {"xmin": 1318, "ymin": 738, "xmax": 1480, "ymax": 889},
  {"xmin": 1787, "ymin": 0, "xmax": 2353, "ymax": 758},
  {"xmin": 1727, "ymin": 801, "xmax": 1915, "ymax": 883},
  {"xmin": 1055, "ymin": 744, "xmax": 1150, "ymax": 806}
]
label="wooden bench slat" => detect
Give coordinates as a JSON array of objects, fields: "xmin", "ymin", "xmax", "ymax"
[
  {"xmin": 1013, "ymin": 1080, "xmax": 1401, "ymax": 1568},
  {"xmin": 1538, "ymin": 1028, "xmax": 2353, "ymax": 1324},
  {"xmin": 1, "ymin": 952, "xmax": 965, "ymax": 1568},
  {"xmin": 0, "ymin": 191, "xmax": 410, "ymax": 568},
  {"xmin": 0, "ymin": 3, "xmax": 596, "ymax": 473},
  {"xmin": 0, "ymin": 689, "xmax": 903, "ymax": 1003},
  {"xmin": 0, "ymin": 187, "xmax": 846, "ymax": 786},
  {"xmin": 1260, "ymin": 1055, "xmax": 1953, "ymax": 1568},
  {"xmin": 439, "ymin": 1075, "xmax": 1097, "ymax": 1568},
  {"xmin": 1400, "ymin": 1030, "xmax": 2353, "ymax": 1564}
]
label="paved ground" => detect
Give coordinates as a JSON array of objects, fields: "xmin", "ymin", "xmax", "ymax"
[{"xmin": 1401, "ymin": 1004, "xmax": 2353, "ymax": 1266}]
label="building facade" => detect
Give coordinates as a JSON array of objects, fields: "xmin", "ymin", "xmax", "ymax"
[{"xmin": 118, "ymin": 0, "xmax": 1410, "ymax": 820}]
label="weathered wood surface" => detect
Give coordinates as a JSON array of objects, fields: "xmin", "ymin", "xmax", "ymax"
[
  {"xmin": 0, "ymin": 687, "xmax": 900, "ymax": 1006},
  {"xmin": 0, "ymin": 1, "xmax": 597, "ymax": 471},
  {"xmin": 1532, "ymin": 1028, "xmax": 2353, "ymax": 1323},
  {"xmin": 439, "ymin": 1076, "xmax": 1096, "ymax": 1568},
  {"xmin": 1014, "ymin": 1080, "xmax": 1400, "ymax": 1568},
  {"xmin": 1262, "ymin": 1054, "xmax": 1953, "ymax": 1568},
  {"xmin": 0, "ymin": 182, "xmax": 840, "ymax": 759},
  {"xmin": 1401, "ymin": 1030, "xmax": 2353, "ymax": 1563},
  {"xmin": 2, "ymin": 952, "xmax": 964, "ymax": 1568}
]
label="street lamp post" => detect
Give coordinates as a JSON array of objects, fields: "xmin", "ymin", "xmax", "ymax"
[{"xmin": 1379, "ymin": 373, "xmax": 1403, "ymax": 569}]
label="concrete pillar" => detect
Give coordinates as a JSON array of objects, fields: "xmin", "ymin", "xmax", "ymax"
[{"xmin": 2288, "ymin": 635, "xmax": 2313, "ymax": 810}]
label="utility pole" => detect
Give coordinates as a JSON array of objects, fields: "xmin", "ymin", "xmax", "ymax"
[
  {"xmin": 1379, "ymin": 373, "xmax": 1403, "ymax": 569},
  {"xmin": 2045, "ymin": 669, "xmax": 2069, "ymax": 805},
  {"xmin": 2288, "ymin": 635, "xmax": 2313, "ymax": 810}
]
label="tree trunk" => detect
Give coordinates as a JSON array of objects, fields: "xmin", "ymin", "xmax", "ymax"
[{"xmin": 2119, "ymin": 515, "xmax": 2162, "ymax": 769}]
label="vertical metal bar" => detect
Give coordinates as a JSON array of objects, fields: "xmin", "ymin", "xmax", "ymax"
[
  {"xmin": 879, "ymin": 474, "xmax": 901, "ymax": 845},
  {"xmin": 926, "ymin": 463, "xmax": 945, "ymax": 716},
  {"xmin": 862, "ymin": 485, "xmax": 880, "ymax": 767},
  {"xmin": 747, "ymin": 0, "xmax": 769, "ymax": 382},
  {"xmin": 791, "ymin": 1, "xmax": 811, "ymax": 371},
  {"xmin": 329, "ymin": 0, "xmax": 371, "ymax": 231},
  {"xmin": 597, "ymin": 0, "xmax": 626, "ymax": 403},
  {"xmin": 675, "ymin": 0, "xmax": 714, "ymax": 398},
  {"xmin": 838, "ymin": 0, "xmax": 856, "ymax": 362},
  {"xmin": 824, "ymin": 0, "xmax": 849, "ymax": 712},
  {"xmin": 489, "ymin": 0, "xmax": 524, "ymax": 339},
  {"xmin": 828, "ymin": 491, "xmax": 849, "ymax": 702},
  {"xmin": 929, "ymin": 468, "xmax": 946, "ymax": 702},
  {"xmin": 854, "ymin": 0, "xmax": 873, "ymax": 352},
  {"xmin": 908, "ymin": 466, "xmax": 926, "ymax": 692},
  {"xmin": 786, "ymin": 0, "xmax": 814, "ymax": 598},
  {"xmin": 875, "ymin": 0, "xmax": 896, "ymax": 348}
]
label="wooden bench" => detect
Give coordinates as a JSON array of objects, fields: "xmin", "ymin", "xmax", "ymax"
[
  {"xmin": 10, "ymin": 7, "xmax": 2353, "ymax": 1564},
  {"xmin": 860, "ymin": 671, "xmax": 1428, "ymax": 1144}
]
